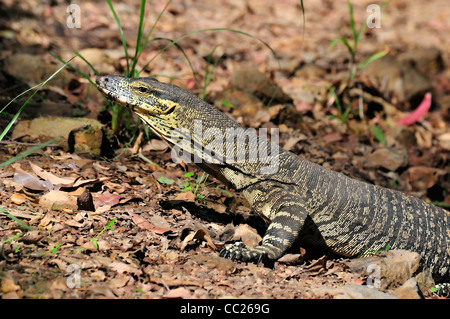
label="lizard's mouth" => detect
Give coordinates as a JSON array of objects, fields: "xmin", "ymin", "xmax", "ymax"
[{"xmin": 96, "ymin": 76, "xmax": 136, "ymax": 110}]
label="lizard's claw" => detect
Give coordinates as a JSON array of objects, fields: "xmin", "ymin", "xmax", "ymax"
[{"xmin": 220, "ymin": 242, "xmax": 266, "ymax": 264}]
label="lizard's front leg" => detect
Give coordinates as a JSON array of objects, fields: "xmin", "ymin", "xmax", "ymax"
[{"xmin": 220, "ymin": 189, "xmax": 309, "ymax": 263}]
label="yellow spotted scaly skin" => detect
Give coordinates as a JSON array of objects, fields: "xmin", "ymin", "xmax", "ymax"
[{"xmin": 96, "ymin": 75, "xmax": 450, "ymax": 281}]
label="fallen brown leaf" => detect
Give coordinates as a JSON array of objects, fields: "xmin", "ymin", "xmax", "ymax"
[
  {"xmin": 29, "ymin": 162, "xmax": 75, "ymax": 186},
  {"xmin": 305, "ymin": 255, "xmax": 328, "ymax": 276},
  {"xmin": 231, "ymin": 224, "xmax": 262, "ymax": 248},
  {"xmin": 163, "ymin": 287, "xmax": 194, "ymax": 299},
  {"xmin": 127, "ymin": 211, "xmax": 177, "ymax": 235},
  {"xmin": 108, "ymin": 261, "xmax": 142, "ymax": 275},
  {"xmin": 149, "ymin": 276, "xmax": 202, "ymax": 288},
  {"xmin": 277, "ymin": 252, "xmax": 305, "ymax": 266},
  {"xmin": 71, "ymin": 176, "xmax": 114, "ymax": 188},
  {"xmin": 94, "ymin": 192, "xmax": 122, "ymax": 208},
  {"xmin": 10, "ymin": 193, "xmax": 33, "ymax": 205},
  {"xmin": 1, "ymin": 278, "xmax": 21, "ymax": 293},
  {"xmin": 13, "ymin": 164, "xmax": 52, "ymax": 191},
  {"xmin": 180, "ymin": 228, "xmax": 217, "ymax": 251},
  {"xmin": 173, "ymin": 191, "xmax": 196, "ymax": 202}
]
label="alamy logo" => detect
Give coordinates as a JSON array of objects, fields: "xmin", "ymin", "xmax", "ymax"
[
  {"xmin": 170, "ymin": 120, "xmax": 280, "ymax": 174},
  {"xmin": 366, "ymin": 264, "xmax": 381, "ymax": 288},
  {"xmin": 66, "ymin": 4, "xmax": 81, "ymax": 29},
  {"xmin": 66, "ymin": 264, "xmax": 81, "ymax": 289},
  {"xmin": 367, "ymin": 4, "xmax": 381, "ymax": 29}
]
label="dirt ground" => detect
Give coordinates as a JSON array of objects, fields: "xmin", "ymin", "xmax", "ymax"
[{"xmin": 0, "ymin": 0, "xmax": 449, "ymax": 300}]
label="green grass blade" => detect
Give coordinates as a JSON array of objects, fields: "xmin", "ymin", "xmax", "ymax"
[
  {"xmin": 371, "ymin": 125, "xmax": 386, "ymax": 146},
  {"xmin": 0, "ymin": 58, "xmax": 74, "ymax": 141},
  {"xmin": 355, "ymin": 23, "xmax": 367, "ymax": 49},
  {"xmin": 0, "ymin": 207, "xmax": 34, "ymax": 231},
  {"xmin": 347, "ymin": 1, "xmax": 357, "ymax": 48},
  {"xmin": 202, "ymin": 46, "xmax": 223, "ymax": 99},
  {"xmin": 106, "ymin": 0, "xmax": 130, "ymax": 74},
  {"xmin": 330, "ymin": 37, "xmax": 354, "ymax": 57},
  {"xmin": 146, "ymin": 36, "xmax": 199, "ymax": 87},
  {"xmin": 0, "ymin": 137, "xmax": 58, "ymax": 168},
  {"xmin": 50, "ymin": 53, "xmax": 96, "ymax": 86},
  {"xmin": 299, "ymin": 0, "xmax": 306, "ymax": 52},
  {"xmin": 328, "ymin": 86, "xmax": 343, "ymax": 115},
  {"xmin": 133, "ymin": 0, "xmax": 172, "ymax": 72},
  {"xmin": 357, "ymin": 50, "xmax": 387, "ymax": 71},
  {"xmin": 140, "ymin": 28, "xmax": 280, "ymax": 74},
  {"xmin": 329, "ymin": 38, "xmax": 340, "ymax": 51},
  {"xmin": 139, "ymin": 0, "xmax": 172, "ymax": 52},
  {"xmin": 74, "ymin": 51, "xmax": 100, "ymax": 76},
  {"xmin": 130, "ymin": 0, "xmax": 147, "ymax": 74},
  {"xmin": 0, "ymin": 83, "xmax": 41, "ymax": 115}
]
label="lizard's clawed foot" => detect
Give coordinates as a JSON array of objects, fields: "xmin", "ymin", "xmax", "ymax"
[{"xmin": 219, "ymin": 242, "xmax": 268, "ymax": 264}]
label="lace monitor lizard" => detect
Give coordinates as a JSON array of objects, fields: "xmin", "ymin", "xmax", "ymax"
[{"xmin": 96, "ymin": 75, "xmax": 449, "ymax": 281}]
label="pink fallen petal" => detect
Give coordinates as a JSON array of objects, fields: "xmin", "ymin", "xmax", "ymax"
[{"xmin": 396, "ymin": 92, "xmax": 432, "ymax": 126}]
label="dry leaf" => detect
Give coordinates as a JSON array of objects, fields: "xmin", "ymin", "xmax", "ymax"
[
  {"xmin": 322, "ymin": 132, "xmax": 343, "ymax": 143},
  {"xmin": 13, "ymin": 164, "xmax": 52, "ymax": 191},
  {"xmin": 1, "ymin": 278, "xmax": 21, "ymax": 293},
  {"xmin": 29, "ymin": 162, "xmax": 75, "ymax": 186},
  {"xmin": 305, "ymin": 255, "xmax": 327, "ymax": 276},
  {"xmin": 108, "ymin": 262, "xmax": 142, "ymax": 275},
  {"xmin": 143, "ymin": 139, "xmax": 169, "ymax": 152},
  {"xmin": 180, "ymin": 228, "xmax": 217, "ymax": 251},
  {"xmin": 10, "ymin": 193, "xmax": 32, "ymax": 205},
  {"xmin": 127, "ymin": 211, "xmax": 177, "ymax": 235},
  {"xmin": 173, "ymin": 191, "xmax": 196, "ymax": 202},
  {"xmin": 163, "ymin": 287, "xmax": 194, "ymax": 299},
  {"xmin": 231, "ymin": 224, "xmax": 262, "ymax": 248},
  {"xmin": 71, "ymin": 176, "xmax": 114, "ymax": 188},
  {"xmin": 94, "ymin": 192, "xmax": 122, "ymax": 208},
  {"xmin": 277, "ymin": 252, "xmax": 305, "ymax": 265},
  {"xmin": 438, "ymin": 132, "xmax": 450, "ymax": 150}
]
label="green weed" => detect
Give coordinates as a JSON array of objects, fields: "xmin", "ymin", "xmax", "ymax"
[
  {"xmin": 180, "ymin": 171, "xmax": 208, "ymax": 200},
  {"xmin": 90, "ymin": 218, "xmax": 117, "ymax": 249},
  {"xmin": 358, "ymin": 243, "xmax": 391, "ymax": 258},
  {"xmin": 2, "ymin": 233, "xmax": 23, "ymax": 253},
  {"xmin": 330, "ymin": 1, "xmax": 388, "ymax": 82},
  {"xmin": 370, "ymin": 125, "xmax": 386, "ymax": 146},
  {"xmin": 181, "ymin": 171, "xmax": 233, "ymax": 201},
  {"xmin": 0, "ymin": 207, "xmax": 34, "ymax": 231},
  {"xmin": 328, "ymin": 86, "xmax": 351, "ymax": 123},
  {"xmin": 56, "ymin": 0, "xmax": 279, "ymax": 137},
  {"xmin": 157, "ymin": 175, "xmax": 175, "ymax": 185},
  {"xmin": 327, "ymin": 1, "xmax": 389, "ymax": 123},
  {"xmin": 0, "ymin": 58, "xmax": 72, "ymax": 168}
]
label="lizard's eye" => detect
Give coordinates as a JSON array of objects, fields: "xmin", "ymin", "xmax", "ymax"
[{"xmin": 136, "ymin": 86, "xmax": 151, "ymax": 94}]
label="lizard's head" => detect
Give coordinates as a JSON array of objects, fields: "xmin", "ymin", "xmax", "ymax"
[
  {"xmin": 96, "ymin": 75, "xmax": 188, "ymax": 143},
  {"xmin": 96, "ymin": 75, "xmax": 245, "ymax": 167}
]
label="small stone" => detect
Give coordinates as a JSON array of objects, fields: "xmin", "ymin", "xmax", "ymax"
[
  {"xmin": 343, "ymin": 250, "xmax": 422, "ymax": 288},
  {"xmin": 404, "ymin": 166, "xmax": 440, "ymax": 191},
  {"xmin": 393, "ymin": 278, "xmax": 423, "ymax": 299},
  {"xmin": 398, "ymin": 47, "xmax": 444, "ymax": 75},
  {"xmin": 364, "ymin": 147, "xmax": 409, "ymax": 171},
  {"xmin": 12, "ymin": 117, "xmax": 105, "ymax": 158},
  {"xmin": 39, "ymin": 190, "xmax": 78, "ymax": 211},
  {"xmin": 231, "ymin": 224, "xmax": 262, "ymax": 248},
  {"xmin": 229, "ymin": 67, "xmax": 292, "ymax": 104}
]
